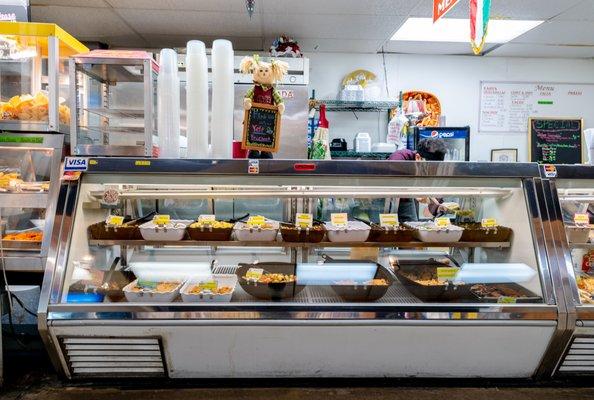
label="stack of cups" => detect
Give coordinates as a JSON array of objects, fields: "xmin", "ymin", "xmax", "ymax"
[
  {"xmin": 158, "ymin": 48, "xmax": 181, "ymax": 158},
  {"xmin": 210, "ymin": 39, "xmax": 234, "ymax": 159}
]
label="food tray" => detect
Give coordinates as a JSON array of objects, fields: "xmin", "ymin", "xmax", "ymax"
[
  {"xmin": 123, "ymin": 279, "xmax": 183, "ymax": 303},
  {"xmin": 405, "ymin": 222, "xmax": 463, "ymax": 243},
  {"xmin": 368, "ymin": 225, "xmax": 415, "ymax": 242},
  {"xmin": 138, "ymin": 220, "xmax": 192, "ymax": 241},
  {"xmin": 234, "ymin": 220, "xmax": 279, "ymax": 242},
  {"xmin": 394, "ymin": 259, "xmax": 472, "ymax": 302},
  {"xmin": 459, "ymin": 223, "xmax": 512, "ymax": 242},
  {"xmin": 88, "ymin": 220, "xmax": 142, "ymax": 240},
  {"xmin": 325, "ymin": 259, "xmax": 394, "ymax": 302},
  {"xmin": 324, "ymin": 221, "xmax": 371, "ymax": 242},
  {"xmin": 1, "ymin": 239, "xmax": 42, "ymax": 251},
  {"xmin": 280, "ymin": 223, "xmax": 326, "ymax": 243},
  {"xmin": 236, "ymin": 262, "xmax": 304, "ymax": 301},
  {"xmin": 181, "ymin": 274, "xmax": 238, "ymax": 303},
  {"xmin": 186, "ymin": 225, "xmax": 233, "ymax": 241},
  {"xmin": 470, "ymin": 283, "xmax": 542, "ymax": 304},
  {"xmin": 566, "ymin": 226, "xmax": 591, "ymax": 244}
]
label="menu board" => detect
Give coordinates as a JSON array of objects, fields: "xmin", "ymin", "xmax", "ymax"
[
  {"xmin": 529, "ymin": 118, "xmax": 583, "ymax": 164},
  {"xmin": 242, "ymin": 103, "xmax": 281, "ymax": 153},
  {"xmin": 479, "ymin": 81, "xmax": 594, "ymax": 133}
]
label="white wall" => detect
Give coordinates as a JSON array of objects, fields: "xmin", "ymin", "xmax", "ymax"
[{"xmin": 308, "ymin": 53, "xmax": 594, "ymax": 161}]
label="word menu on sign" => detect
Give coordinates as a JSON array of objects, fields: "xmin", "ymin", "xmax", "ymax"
[{"xmin": 479, "ymin": 81, "xmax": 594, "ymax": 133}]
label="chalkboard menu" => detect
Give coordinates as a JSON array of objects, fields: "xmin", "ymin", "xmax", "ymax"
[
  {"xmin": 529, "ymin": 118, "xmax": 584, "ymax": 164},
  {"xmin": 242, "ymin": 102, "xmax": 281, "ymax": 153}
]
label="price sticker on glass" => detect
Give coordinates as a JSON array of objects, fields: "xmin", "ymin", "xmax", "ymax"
[
  {"xmin": 247, "ymin": 215, "xmax": 266, "ymax": 227},
  {"xmin": 197, "ymin": 280, "xmax": 218, "ymax": 292},
  {"xmin": 198, "ymin": 214, "xmax": 216, "ymax": 224},
  {"xmin": 437, "ymin": 267, "xmax": 458, "ymax": 282},
  {"xmin": 245, "ymin": 268, "xmax": 264, "ymax": 281},
  {"xmin": 295, "ymin": 213, "xmax": 313, "ymax": 228},
  {"xmin": 574, "ymin": 213, "xmax": 590, "ymax": 227},
  {"xmin": 379, "ymin": 214, "xmax": 399, "ymax": 228},
  {"xmin": 435, "ymin": 217, "xmax": 451, "ymax": 228},
  {"xmin": 106, "ymin": 215, "xmax": 124, "ymax": 226},
  {"xmin": 153, "ymin": 214, "xmax": 171, "ymax": 225},
  {"xmin": 331, "ymin": 213, "xmax": 348, "ymax": 227},
  {"xmin": 481, "ymin": 218, "xmax": 498, "ymax": 228}
]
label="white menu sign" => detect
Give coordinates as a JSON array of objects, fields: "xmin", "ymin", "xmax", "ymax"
[{"xmin": 479, "ymin": 81, "xmax": 594, "ymax": 133}]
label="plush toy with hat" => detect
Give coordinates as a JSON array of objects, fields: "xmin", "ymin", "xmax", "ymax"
[{"xmin": 240, "ymin": 54, "xmax": 289, "ymax": 114}]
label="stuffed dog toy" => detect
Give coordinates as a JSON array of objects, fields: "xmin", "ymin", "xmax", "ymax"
[{"xmin": 240, "ymin": 55, "xmax": 289, "ymax": 114}]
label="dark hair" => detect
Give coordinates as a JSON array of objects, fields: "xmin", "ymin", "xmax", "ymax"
[{"xmin": 417, "ymin": 138, "xmax": 447, "ymax": 161}]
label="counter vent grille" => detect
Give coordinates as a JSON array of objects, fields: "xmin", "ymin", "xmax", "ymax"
[
  {"xmin": 60, "ymin": 336, "xmax": 166, "ymax": 378},
  {"xmin": 559, "ymin": 337, "xmax": 594, "ymax": 373}
]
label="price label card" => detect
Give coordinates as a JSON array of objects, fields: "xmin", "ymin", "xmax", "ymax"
[
  {"xmin": 153, "ymin": 214, "xmax": 171, "ymax": 225},
  {"xmin": 331, "ymin": 213, "xmax": 348, "ymax": 227},
  {"xmin": 136, "ymin": 280, "xmax": 157, "ymax": 290},
  {"xmin": 437, "ymin": 267, "xmax": 459, "ymax": 282},
  {"xmin": 435, "ymin": 217, "xmax": 451, "ymax": 228},
  {"xmin": 574, "ymin": 213, "xmax": 590, "ymax": 227},
  {"xmin": 247, "ymin": 215, "xmax": 266, "ymax": 227},
  {"xmin": 497, "ymin": 296, "xmax": 517, "ymax": 304},
  {"xmin": 198, "ymin": 214, "xmax": 216, "ymax": 224},
  {"xmin": 379, "ymin": 214, "xmax": 399, "ymax": 228},
  {"xmin": 245, "ymin": 268, "xmax": 264, "ymax": 281},
  {"xmin": 106, "ymin": 215, "xmax": 124, "ymax": 226},
  {"xmin": 481, "ymin": 218, "xmax": 498, "ymax": 228},
  {"xmin": 295, "ymin": 213, "xmax": 313, "ymax": 228},
  {"xmin": 197, "ymin": 280, "xmax": 218, "ymax": 292}
]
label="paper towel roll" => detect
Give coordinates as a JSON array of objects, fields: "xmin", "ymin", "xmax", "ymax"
[
  {"xmin": 158, "ymin": 48, "xmax": 181, "ymax": 158},
  {"xmin": 186, "ymin": 40, "xmax": 209, "ymax": 158},
  {"xmin": 210, "ymin": 39, "xmax": 234, "ymax": 159}
]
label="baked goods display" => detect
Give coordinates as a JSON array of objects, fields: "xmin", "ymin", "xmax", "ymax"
[
  {"xmin": 578, "ymin": 275, "xmax": 594, "ymax": 304},
  {"xmin": 0, "ymin": 171, "xmax": 22, "ymax": 192},
  {"xmin": 0, "ymin": 92, "xmax": 70, "ymax": 124},
  {"xmin": 402, "ymin": 91, "xmax": 441, "ymax": 126}
]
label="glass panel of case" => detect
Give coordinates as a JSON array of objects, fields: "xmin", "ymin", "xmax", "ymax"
[{"xmin": 57, "ymin": 175, "xmax": 546, "ymax": 307}]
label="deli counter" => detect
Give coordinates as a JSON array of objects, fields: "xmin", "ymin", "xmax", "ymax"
[{"xmin": 38, "ymin": 159, "xmax": 568, "ymax": 379}]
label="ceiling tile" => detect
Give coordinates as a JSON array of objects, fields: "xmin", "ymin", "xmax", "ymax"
[
  {"xmin": 384, "ymin": 40, "xmax": 496, "ymax": 55},
  {"xmin": 105, "ymin": 0, "xmax": 243, "ymax": 12},
  {"xmin": 513, "ymin": 20, "xmax": 594, "ymax": 45},
  {"xmin": 140, "ymin": 34, "xmax": 263, "ymax": 51},
  {"xmin": 261, "ymin": 0, "xmax": 422, "ymax": 16},
  {"xmin": 554, "ymin": 0, "xmax": 594, "ymax": 21},
  {"xmin": 487, "ymin": 43, "xmax": 594, "ymax": 58},
  {"xmin": 31, "ymin": 0, "xmax": 109, "ymax": 7},
  {"xmin": 114, "ymin": 9, "xmax": 262, "ymax": 36},
  {"xmin": 293, "ymin": 38, "xmax": 384, "ymax": 53}
]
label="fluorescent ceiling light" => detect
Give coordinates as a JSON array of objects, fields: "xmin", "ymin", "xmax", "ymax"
[{"xmin": 391, "ymin": 17, "xmax": 543, "ymax": 43}]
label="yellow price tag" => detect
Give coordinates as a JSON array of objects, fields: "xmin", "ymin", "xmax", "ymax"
[
  {"xmin": 198, "ymin": 214, "xmax": 216, "ymax": 224},
  {"xmin": 435, "ymin": 217, "xmax": 451, "ymax": 228},
  {"xmin": 574, "ymin": 213, "xmax": 590, "ymax": 227},
  {"xmin": 437, "ymin": 267, "xmax": 458, "ymax": 282},
  {"xmin": 295, "ymin": 213, "xmax": 313, "ymax": 228},
  {"xmin": 331, "ymin": 213, "xmax": 348, "ymax": 227},
  {"xmin": 379, "ymin": 214, "xmax": 399, "ymax": 228},
  {"xmin": 106, "ymin": 215, "xmax": 124, "ymax": 226},
  {"xmin": 481, "ymin": 218, "xmax": 498, "ymax": 228},
  {"xmin": 153, "ymin": 214, "xmax": 171, "ymax": 225},
  {"xmin": 247, "ymin": 215, "xmax": 266, "ymax": 227},
  {"xmin": 89, "ymin": 159, "xmax": 98, "ymax": 165},
  {"xmin": 135, "ymin": 160, "xmax": 151, "ymax": 166},
  {"xmin": 245, "ymin": 268, "xmax": 264, "ymax": 281},
  {"xmin": 497, "ymin": 296, "xmax": 517, "ymax": 304},
  {"xmin": 197, "ymin": 280, "xmax": 218, "ymax": 292}
]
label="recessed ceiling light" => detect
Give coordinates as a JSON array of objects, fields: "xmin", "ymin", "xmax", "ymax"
[{"xmin": 391, "ymin": 17, "xmax": 543, "ymax": 43}]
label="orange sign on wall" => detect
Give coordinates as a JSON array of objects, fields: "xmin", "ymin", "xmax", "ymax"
[{"xmin": 433, "ymin": 0, "xmax": 460, "ymax": 22}]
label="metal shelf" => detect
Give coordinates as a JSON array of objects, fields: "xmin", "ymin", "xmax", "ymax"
[
  {"xmin": 0, "ymin": 192, "xmax": 48, "ymax": 208},
  {"xmin": 569, "ymin": 243, "xmax": 594, "ymax": 249},
  {"xmin": 314, "ymin": 100, "xmax": 400, "ymax": 112},
  {"xmin": 89, "ymin": 239, "xmax": 511, "ymax": 249},
  {"xmin": 0, "ymin": 121, "xmax": 69, "ymax": 134},
  {"xmin": 84, "ymin": 107, "xmax": 145, "ymax": 119}
]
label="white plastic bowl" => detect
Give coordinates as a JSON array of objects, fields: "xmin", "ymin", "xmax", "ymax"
[
  {"xmin": 406, "ymin": 221, "xmax": 463, "ymax": 243},
  {"xmin": 138, "ymin": 219, "xmax": 192, "ymax": 241},
  {"xmin": 233, "ymin": 220, "xmax": 279, "ymax": 242},
  {"xmin": 324, "ymin": 221, "xmax": 371, "ymax": 242},
  {"xmin": 181, "ymin": 274, "xmax": 237, "ymax": 303},
  {"xmin": 123, "ymin": 279, "xmax": 183, "ymax": 303}
]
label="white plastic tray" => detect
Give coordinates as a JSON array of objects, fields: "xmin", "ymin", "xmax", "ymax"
[
  {"xmin": 566, "ymin": 226, "xmax": 591, "ymax": 244},
  {"xmin": 181, "ymin": 274, "xmax": 238, "ymax": 303},
  {"xmin": 234, "ymin": 220, "xmax": 279, "ymax": 242},
  {"xmin": 324, "ymin": 221, "xmax": 371, "ymax": 242},
  {"xmin": 138, "ymin": 219, "xmax": 192, "ymax": 241},
  {"xmin": 123, "ymin": 279, "xmax": 183, "ymax": 303},
  {"xmin": 406, "ymin": 222, "xmax": 463, "ymax": 243}
]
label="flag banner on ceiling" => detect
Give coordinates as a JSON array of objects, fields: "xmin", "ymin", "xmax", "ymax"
[{"xmin": 470, "ymin": 0, "xmax": 491, "ymax": 55}]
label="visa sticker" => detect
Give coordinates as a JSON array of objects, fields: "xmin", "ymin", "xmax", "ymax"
[{"xmin": 64, "ymin": 157, "xmax": 88, "ymax": 172}]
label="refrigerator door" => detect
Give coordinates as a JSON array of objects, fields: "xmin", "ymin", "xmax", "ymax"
[
  {"xmin": 233, "ymin": 84, "xmax": 309, "ymax": 159},
  {"xmin": 415, "ymin": 127, "xmax": 471, "ymax": 161}
]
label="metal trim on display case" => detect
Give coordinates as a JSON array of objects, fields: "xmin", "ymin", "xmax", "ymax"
[
  {"xmin": 540, "ymin": 164, "xmax": 594, "ymax": 180},
  {"xmin": 47, "ymin": 36, "xmax": 60, "ymax": 133}
]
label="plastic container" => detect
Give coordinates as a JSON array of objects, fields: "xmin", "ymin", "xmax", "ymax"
[
  {"xmin": 324, "ymin": 259, "xmax": 394, "ymax": 302},
  {"xmin": 405, "ymin": 221, "xmax": 463, "ymax": 243},
  {"xmin": 181, "ymin": 274, "xmax": 237, "ymax": 303},
  {"xmin": 138, "ymin": 220, "xmax": 192, "ymax": 241},
  {"xmin": 566, "ymin": 226, "xmax": 591, "ymax": 244},
  {"xmin": 325, "ymin": 221, "xmax": 371, "ymax": 242},
  {"xmin": 280, "ymin": 223, "xmax": 326, "ymax": 243},
  {"xmin": 354, "ymin": 132, "xmax": 371, "ymax": 153},
  {"xmin": 470, "ymin": 283, "xmax": 542, "ymax": 303},
  {"xmin": 88, "ymin": 220, "xmax": 142, "ymax": 240},
  {"xmin": 236, "ymin": 262, "xmax": 304, "ymax": 301},
  {"xmin": 66, "ymin": 292, "xmax": 105, "ymax": 303},
  {"xmin": 186, "ymin": 223, "xmax": 234, "ymax": 241},
  {"xmin": 368, "ymin": 224, "xmax": 415, "ymax": 243},
  {"xmin": 234, "ymin": 220, "xmax": 279, "ymax": 242},
  {"xmin": 123, "ymin": 280, "xmax": 183, "ymax": 303},
  {"xmin": 459, "ymin": 223, "xmax": 513, "ymax": 242}
]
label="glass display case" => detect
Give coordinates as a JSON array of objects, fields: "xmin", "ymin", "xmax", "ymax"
[
  {"xmin": 0, "ymin": 133, "xmax": 63, "ymax": 271},
  {"xmin": 70, "ymin": 50, "xmax": 158, "ymax": 157},
  {"xmin": 0, "ymin": 22, "xmax": 87, "ymax": 134},
  {"xmin": 39, "ymin": 159, "xmax": 565, "ymax": 379}
]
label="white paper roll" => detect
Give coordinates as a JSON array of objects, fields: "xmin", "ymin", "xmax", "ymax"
[
  {"xmin": 186, "ymin": 40, "xmax": 209, "ymax": 159},
  {"xmin": 210, "ymin": 39, "xmax": 234, "ymax": 159},
  {"xmin": 158, "ymin": 48, "xmax": 181, "ymax": 158}
]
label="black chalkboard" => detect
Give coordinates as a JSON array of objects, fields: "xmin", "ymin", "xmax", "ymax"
[
  {"xmin": 242, "ymin": 102, "xmax": 281, "ymax": 153},
  {"xmin": 529, "ymin": 118, "xmax": 584, "ymax": 164}
]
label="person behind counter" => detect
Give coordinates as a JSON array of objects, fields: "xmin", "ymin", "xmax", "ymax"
[{"xmin": 388, "ymin": 138, "xmax": 447, "ymax": 222}]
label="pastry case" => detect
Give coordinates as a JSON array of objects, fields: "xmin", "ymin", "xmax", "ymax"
[
  {"xmin": 39, "ymin": 159, "xmax": 565, "ymax": 379},
  {"xmin": 69, "ymin": 50, "xmax": 158, "ymax": 157},
  {"xmin": 0, "ymin": 22, "xmax": 87, "ymax": 134},
  {"xmin": 543, "ymin": 165, "xmax": 594, "ymax": 375},
  {"xmin": 0, "ymin": 133, "xmax": 64, "ymax": 271}
]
